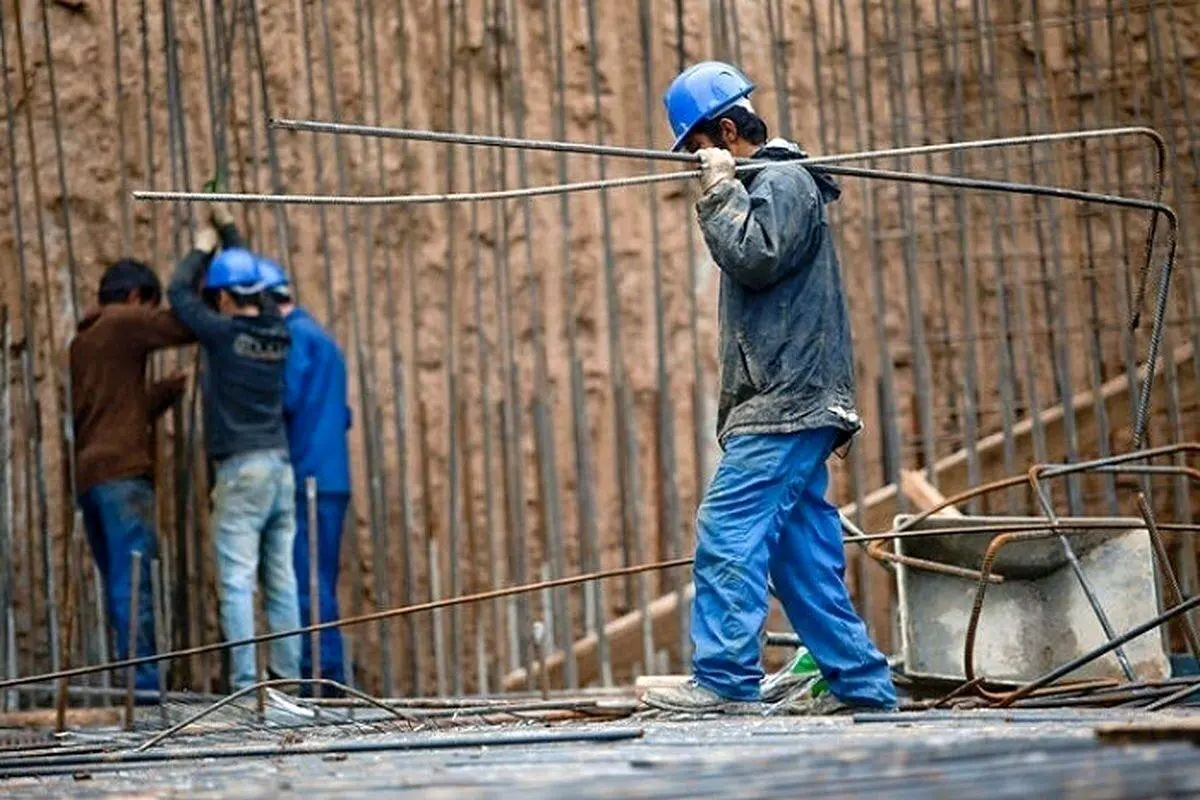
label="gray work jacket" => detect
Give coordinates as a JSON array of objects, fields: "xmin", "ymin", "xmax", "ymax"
[{"xmin": 696, "ymin": 138, "xmax": 862, "ymax": 450}]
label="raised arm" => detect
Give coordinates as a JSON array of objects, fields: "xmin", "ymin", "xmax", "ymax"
[
  {"xmin": 695, "ymin": 159, "xmax": 824, "ymax": 292},
  {"xmin": 167, "ymin": 228, "xmax": 232, "ymax": 344}
]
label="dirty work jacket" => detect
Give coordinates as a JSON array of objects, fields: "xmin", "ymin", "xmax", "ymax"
[
  {"xmin": 282, "ymin": 307, "xmax": 352, "ymax": 495},
  {"xmin": 695, "ymin": 138, "xmax": 862, "ymax": 449}
]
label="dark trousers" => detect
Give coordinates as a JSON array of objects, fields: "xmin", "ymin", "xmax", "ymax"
[
  {"xmin": 78, "ymin": 477, "xmax": 158, "ymax": 691},
  {"xmin": 294, "ymin": 492, "xmax": 348, "ymax": 686}
]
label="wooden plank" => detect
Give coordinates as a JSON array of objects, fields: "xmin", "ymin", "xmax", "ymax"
[
  {"xmin": 901, "ymin": 470, "xmax": 964, "ymax": 516},
  {"xmin": 1095, "ymin": 718, "xmax": 1200, "ymax": 745}
]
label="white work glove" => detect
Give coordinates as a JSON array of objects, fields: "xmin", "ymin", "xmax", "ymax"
[
  {"xmin": 193, "ymin": 226, "xmax": 219, "ymax": 254},
  {"xmin": 208, "ymin": 200, "xmax": 235, "ymax": 229},
  {"xmin": 697, "ymin": 147, "xmax": 736, "ymax": 194}
]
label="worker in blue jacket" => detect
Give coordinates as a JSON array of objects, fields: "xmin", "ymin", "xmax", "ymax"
[
  {"xmin": 643, "ymin": 62, "xmax": 896, "ymax": 716},
  {"xmin": 258, "ymin": 259, "xmax": 351, "ymax": 688}
]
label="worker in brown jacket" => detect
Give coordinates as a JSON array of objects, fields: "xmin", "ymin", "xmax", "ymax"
[{"xmin": 71, "ymin": 258, "xmax": 193, "ymax": 695}]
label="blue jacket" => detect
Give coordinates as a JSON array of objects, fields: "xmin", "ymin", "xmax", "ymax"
[
  {"xmin": 283, "ymin": 307, "xmax": 352, "ymax": 494},
  {"xmin": 695, "ymin": 139, "xmax": 862, "ymax": 449}
]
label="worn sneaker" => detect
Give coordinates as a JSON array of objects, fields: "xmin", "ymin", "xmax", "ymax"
[
  {"xmin": 263, "ymin": 687, "xmax": 318, "ymax": 723},
  {"xmin": 641, "ymin": 679, "xmax": 761, "ymax": 715}
]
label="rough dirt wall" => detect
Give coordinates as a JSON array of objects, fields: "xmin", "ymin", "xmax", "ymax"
[{"xmin": 1, "ymin": 0, "xmax": 1197, "ymax": 694}]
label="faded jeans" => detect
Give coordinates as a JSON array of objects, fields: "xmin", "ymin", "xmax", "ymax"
[
  {"xmin": 212, "ymin": 449, "xmax": 301, "ymax": 690},
  {"xmin": 78, "ymin": 476, "xmax": 158, "ymax": 691}
]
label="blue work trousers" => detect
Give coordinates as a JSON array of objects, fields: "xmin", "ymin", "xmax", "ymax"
[
  {"xmin": 78, "ymin": 477, "xmax": 159, "ymax": 691},
  {"xmin": 293, "ymin": 492, "xmax": 348, "ymax": 686},
  {"xmin": 212, "ymin": 449, "xmax": 302, "ymax": 691},
  {"xmin": 691, "ymin": 429, "xmax": 896, "ymax": 707}
]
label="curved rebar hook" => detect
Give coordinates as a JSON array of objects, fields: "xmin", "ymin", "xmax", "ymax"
[{"xmin": 133, "ymin": 677, "xmax": 424, "ymax": 752}]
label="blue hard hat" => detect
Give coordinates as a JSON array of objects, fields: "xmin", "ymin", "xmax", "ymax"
[
  {"xmin": 256, "ymin": 257, "xmax": 289, "ymax": 290},
  {"xmin": 663, "ymin": 61, "xmax": 756, "ymax": 152},
  {"xmin": 205, "ymin": 248, "xmax": 265, "ymax": 294}
]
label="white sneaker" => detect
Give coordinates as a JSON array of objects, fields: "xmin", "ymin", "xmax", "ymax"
[
  {"xmin": 263, "ymin": 687, "xmax": 317, "ymax": 723},
  {"xmin": 641, "ymin": 679, "xmax": 761, "ymax": 715}
]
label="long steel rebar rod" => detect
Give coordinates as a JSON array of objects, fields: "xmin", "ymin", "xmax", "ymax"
[
  {"xmin": 268, "ymin": 120, "xmax": 1170, "ymax": 339},
  {"xmin": 269, "ymin": 119, "xmax": 1164, "ymax": 173},
  {"xmin": 0, "ymin": 727, "xmax": 646, "ymax": 779}
]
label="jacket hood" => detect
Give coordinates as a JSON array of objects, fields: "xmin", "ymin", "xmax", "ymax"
[{"xmin": 751, "ymin": 138, "xmax": 842, "ymax": 204}]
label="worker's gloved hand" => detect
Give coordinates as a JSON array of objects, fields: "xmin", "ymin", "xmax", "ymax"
[
  {"xmin": 193, "ymin": 226, "xmax": 220, "ymax": 254},
  {"xmin": 208, "ymin": 200, "xmax": 235, "ymax": 229},
  {"xmin": 697, "ymin": 147, "xmax": 736, "ymax": 194}
]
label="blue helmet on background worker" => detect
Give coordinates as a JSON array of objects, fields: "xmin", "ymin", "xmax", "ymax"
[
  {"xmin": 256, "ymin": 257, "xmax": 292, "ymax": 302},
  {"xmin": 663, "ymin": 61, "xmax": 756, "ymax": 152},
  {"xmin": 205, "ymin": 247, "xmax": 265, "ymax": 295}
]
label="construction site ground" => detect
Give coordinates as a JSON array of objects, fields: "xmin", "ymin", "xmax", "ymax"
[{"xmin": 1, "ymin": 698, "xmax": 1199, "ymax": 798}]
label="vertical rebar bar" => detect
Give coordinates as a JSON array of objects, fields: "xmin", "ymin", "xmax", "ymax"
[
  {"xmin": 676, "ymin": 5, "xmax": 706, "ymax": 611},
  {"xmin": 465, "ymin": 0, "xmax": 503, "ymax": 696},
  {"xmin": 764, "ymin": 0, "xmax": 792, "ymax": 141},
  {"xmin": 12, "ymin": 0, "xmax": 63, "ymax": 677},
  {"xmin": 314, "ymin": 0, "xmax": 392, "ymax": 696},
  {"xmin": 40, "ymin": 0, "xmax": 79, "ymax": 320},
  {"xmin": 548, "ymin": 0, "xmax": 610, "ymax": 688},
  {"xmin": 488, "ymin": 0, "xmax": 533, "ymax": 683},
  {"xmin": 638, "ymin": 0, "xmax": 685, "ymax": 673},
  {"xmin": 0, "ymin": 308, "xmax": 10, "ymax": 712},
  {"xmin": 1141, "ymin": 0, "xmax": 1196, "ymax": 531},
  {"xmin": 109, "ymin": 0, "xmax": 134, "ymax": 253},
  {"xmin": 150, "ymin": 558, "xmax": 167, "ymax": 726},
  {"xmin": 852, "ymin": 0, "xmax": 904, "ymax": 496},
  {"xmin": 504, "ymin": 0, "xmax": 573, "ymax": 691},
  {"xmin": 442, "ymin": 0, "xmax": 465, "ymax": 698},
  {"xmin": 1022, "ymin": 0, "xmax": 1084, "ymax": 512},
  {"xmin": 417, "ymin": 399, "xmax": 447, "ymax": 696},
  {"xmin": 880, "ymin": 0, "xmax": 937, "ymax": 481},
  {"xmin": 54, "ymin": 510, "xmax": 83, "ymax": 732},
  {"xmin": 389, "ymin": 0, "xmax": 422, "ymax": 697},
  {"xmin": 305, "ymin": 477, "xmax": 321, "ymax": 698},
  {"xmin": 1066, "ymin": 0, "xmax": 1119, "ymax": 515},
  {"xmin": 138, "ymin": 0, "xmax": 159, "ymax": 263},
  {"xmin": 583, "ymin": 0, "xmax": 651, "ymax": 671},
  {"xmin": 245, "ymin": 0, "xmax": 292, "ymax": 266},
  {"xmin": 125, "ymin": 550, "xmax": 142, "ymax": 731},
  {"xmin": 348, "ymin": 0, "xmax": 395, "ymax": 700},
  {"xmin": 458, "ymin": 394, "xmax": 486, "ymax": 693},
  {"xmin": 295, "ymin": 0, "xmax": 337, "ymax": 327}
]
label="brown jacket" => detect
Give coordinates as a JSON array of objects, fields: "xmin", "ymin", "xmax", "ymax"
[{"xmin": 71, "ymin": 304, "xmax": 194, "ymax": 495}]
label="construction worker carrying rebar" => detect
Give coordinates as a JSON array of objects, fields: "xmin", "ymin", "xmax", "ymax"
[
  {"xmin": 257, "ymin": 259, "xmax": 352, "ymax": 691},
  {"xmin": 642, "ymin": 61, "xmax": 897, "ymax": 715},
  {"xmin": 71, "ymin": 259, "xmax": 194, "ymax": 698},
  {"xmin": 167, "ymin": 201, "xmax": 301, "ymax": 693}
]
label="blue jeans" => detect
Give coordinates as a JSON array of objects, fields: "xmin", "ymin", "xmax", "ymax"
[
  {"xmin": 294, "ymin": 492, "xmax": 348, "ymax": 685},
  {"xmin": 691, "ymin": 429, "xmax": 896, "ymax": 707},
  {"xmin": 211, "ymin": 449, "xmax": 301, "ymax": 690},
  {"xmin": 78, "ymin": 477, "xmax": 158, "ymax": 691}
]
